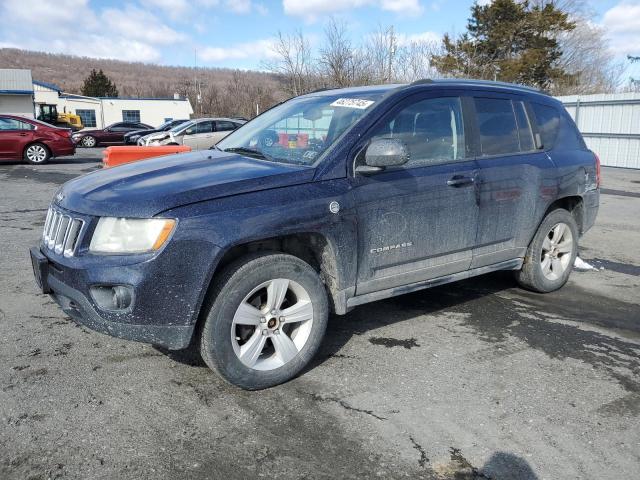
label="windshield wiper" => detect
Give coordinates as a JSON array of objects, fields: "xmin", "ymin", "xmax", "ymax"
[{"xmin": 223, "ymin": 147, "xmax": 269, "ymax": 160}]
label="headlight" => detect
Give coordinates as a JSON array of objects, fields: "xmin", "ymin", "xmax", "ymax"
[{"xmin": 89, "ymin": 217, "xmax": 176, "ymax": 254}]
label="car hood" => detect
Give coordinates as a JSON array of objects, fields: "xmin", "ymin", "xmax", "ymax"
[
  {"xmin": 56, "ymin": 149, "xmax": 315, "ymax": 217},
  {"xmin": 126, "ymin": 129, "xmax": 155, "ymax": 137}
]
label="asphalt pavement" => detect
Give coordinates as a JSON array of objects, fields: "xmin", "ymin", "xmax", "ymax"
[{"xmin": 1, "ymin": 149, "xmax": 639, "ymax": 479}]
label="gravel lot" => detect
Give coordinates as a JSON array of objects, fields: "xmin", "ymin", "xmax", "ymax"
[{"xmin": 1, "ymin": 149, "xmax": 639, "ymax": 480}]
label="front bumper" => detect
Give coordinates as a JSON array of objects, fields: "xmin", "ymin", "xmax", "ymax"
[{"xmin": 30, "ymin": 220, "xmax": 222, "ymax": 350}]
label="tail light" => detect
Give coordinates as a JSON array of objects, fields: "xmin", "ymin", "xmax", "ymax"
[{"xmin": 594, "ymin": 152, "xmax": 601, "ymax": 188}]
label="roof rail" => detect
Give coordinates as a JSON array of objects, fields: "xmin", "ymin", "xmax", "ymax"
[
  {"xmin": 406, "ymin": 78, "xmax": 548, "ymax": 96},
  {"xmin": 408, "ymin": 79, "xmax": 434, "ymax": 86}
]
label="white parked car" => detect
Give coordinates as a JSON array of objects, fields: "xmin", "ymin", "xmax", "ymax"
[{"xmin": 139, "ymin": 118, "xmax": 245, "ymax": 150}]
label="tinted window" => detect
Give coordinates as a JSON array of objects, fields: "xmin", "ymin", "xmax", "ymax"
[
  {"xmin": 475, "ymin": 98, "xmax": 520, "ymax": 156},
  {"xmin": 531, "ymin": 103, "xmax": 560, "ymax": 149},
  {"xmin": 196, "ymin": 121, "xmax": 214, "ymax": 134},
  {"xmin": 513, "ymin": 101, "xmax": 535, "ymax": 152},
  {"xmin": 216, "ymin": 121, "xmax": 236, "ymax": 131},
  {"xmin": 0, "ymin": 118, "xmax": 33, "ymax": 130},
  {"xmin": 370, "ymin": 96, "xmax": 466, "ymax": 167}
]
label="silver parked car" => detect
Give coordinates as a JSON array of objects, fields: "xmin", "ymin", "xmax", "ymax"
[{"xmin": 139, "ymin": 118, "xmax": 245, "ymax": 150}]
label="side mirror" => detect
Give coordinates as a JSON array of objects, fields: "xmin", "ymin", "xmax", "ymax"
[{"xmin": 356, "ymin": 138, "xmax": 409, "ymax": 174}]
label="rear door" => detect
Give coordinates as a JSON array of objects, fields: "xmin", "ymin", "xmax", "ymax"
[
  {"xmin": 0, "ymin": 117, "xmax": 34, "ymax": 159},
  {"xmin": 471, "ymin": 93, "xmax": 556, "ymax": 268},
  {"xmin": 352, "ymin": 92, "xmax": 480, "ymax": 295}
]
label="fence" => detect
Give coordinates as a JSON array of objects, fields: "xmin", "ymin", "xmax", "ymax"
[{"xmin": 557, "ymin": 92, "xmax": 640, "ymax": 169}]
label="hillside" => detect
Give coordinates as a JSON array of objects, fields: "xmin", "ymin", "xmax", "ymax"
[{"xmin": 0, "ymin": 48, "xmax": 284, "ymax": 118}]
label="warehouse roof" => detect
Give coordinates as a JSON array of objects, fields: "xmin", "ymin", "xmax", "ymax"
[{"xmin": 0, "ymin": 69, "xmax": 33, "ymax": 94}]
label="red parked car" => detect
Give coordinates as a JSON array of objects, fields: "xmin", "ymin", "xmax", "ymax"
[
  {"xmin": 0, "ymin": 115, "xmax": 75, "ymax": 164},
  {"xmin": 71, "ymin": 121, "xmax": 153, "ymax": 147}
]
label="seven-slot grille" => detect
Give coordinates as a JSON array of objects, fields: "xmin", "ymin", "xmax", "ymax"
[{"xmin": 42, "ymin": 207, "xmax": 85, "ymax": 257}]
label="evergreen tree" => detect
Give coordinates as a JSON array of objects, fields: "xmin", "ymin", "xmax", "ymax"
[
  {"xmin": 81, "ymin": 69, "xmax": 119, "ymax": 97},
  {"xmin": 432, "ymin": 0, "xmax": 575, "ymax": 89}
]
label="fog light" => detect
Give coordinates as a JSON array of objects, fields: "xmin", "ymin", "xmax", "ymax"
[{"xmin": 90, "ymin": 285, "xmax": 134, "ymax": 311}]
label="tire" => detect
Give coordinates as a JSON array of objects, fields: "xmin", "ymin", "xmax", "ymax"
[
  {"xmin": 200, "ymin": 252, "xmax": 329, "ymax": 390},
  {"xmin": 515, "ymin": 209, "xmax": 579, "ymax": 293},
  {"xmin": 81, "ymin": 135, "xmax": 97, "ymax": 148},
  {"xmin": 23, "ymin": 143, "xmax": 51, "ymax": 164}
]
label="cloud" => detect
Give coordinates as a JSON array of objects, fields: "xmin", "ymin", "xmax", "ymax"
[
  {"xmin": 0, "ymin": 0, "xmax": 186, "ymax": 62},
  {"xmin": 282, "ymin": 0, "xmax": 423, "ymax": 22},
  {"xmin": 602, "ymin": 1, "xmax": 640, "ymax": 56},
  {"xmin": 200, "ymin": 38, "xmax": 278, "ymax": 62},
  {"xmin": 226, "ymin": 0, "xmax": 252, "ymax": 14},
  {"xmin": 396, "ymin": 30, "xmax": 441, "ymax": 46}
]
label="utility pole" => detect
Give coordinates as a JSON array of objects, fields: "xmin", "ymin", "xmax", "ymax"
[
  {"xmin": 628, "ymin": 55, "xmax": 640, "ymax": 90},
  {"xmin": 387, "ymin": 26, "xmax": 396, "ymax": 83}
]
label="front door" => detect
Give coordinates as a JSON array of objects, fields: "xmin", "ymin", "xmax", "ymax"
[{"xmin": 352, "ymin": 93, "xmax": 480, "ymax": 295}]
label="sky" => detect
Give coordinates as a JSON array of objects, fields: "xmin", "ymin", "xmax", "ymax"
[{"xmin": 0, "ymin": 0, "xmax": 638, "ymax": 75}]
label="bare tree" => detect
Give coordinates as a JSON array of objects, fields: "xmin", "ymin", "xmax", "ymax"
[
  {"xmin": 395, "ymin": 40, "xmax": 441, "ymax": 82},
  {"xmin": 263, "ymin": 31, "xmax": 315, "ymax": 96}
]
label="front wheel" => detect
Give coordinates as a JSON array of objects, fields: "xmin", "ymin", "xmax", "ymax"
[
  {"xmin": 199, "ymin": 253, "xmax": 329, "ymax": 390},
  {"xmin": 515, "ymin": 209, "xmax": 579, "ymax": 293}
]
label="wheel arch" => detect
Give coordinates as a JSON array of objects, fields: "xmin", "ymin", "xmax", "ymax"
[
  {"xmin": 191, "ymin": 232, "xmax": 343, "ymax": 348},
  {"xmin": 543, "ymin": 195, "xmax": 585, "ymax": 234}
]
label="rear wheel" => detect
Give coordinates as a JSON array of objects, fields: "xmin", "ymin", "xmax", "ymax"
[
  {"xmin": 515, "ymin": 209, "xmax": 578, "ymax": 293},
  {"xmin": 199, "ymin": 253, "xmax": 328, "ymax": 390},
  {"xmin": 23, "ymin": 143, "xmax": 50, "ymax": 164},
  {"xmin": 81, "ymin": 135, "xmax": 97, "ymax": 148}
]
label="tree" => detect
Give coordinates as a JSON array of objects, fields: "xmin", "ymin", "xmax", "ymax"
[
  {"xmin": 432, "ymin": 0, "xmax": 575, "ymax": 89},
  {"xmin": 81, "ymin": 69, "xmax": 119, "ymax": 97},
  {"xmin": 262, "ymin": 31, "xmax": 315, "ymax": 96}
]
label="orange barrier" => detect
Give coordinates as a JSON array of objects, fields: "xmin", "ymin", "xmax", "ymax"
[{"xmin": 102, "ymin": 145, "xmax": 192, "ymax": 168}]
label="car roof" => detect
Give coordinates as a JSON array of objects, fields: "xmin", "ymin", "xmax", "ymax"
[{"xmin": 298, "ymin": 79, "xmax": 551, "ymax": 100}]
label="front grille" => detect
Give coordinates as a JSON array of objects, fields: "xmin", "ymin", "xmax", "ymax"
[{"xmin": 42, "ymin": 207, "xmax": 85, "ymax": 257}]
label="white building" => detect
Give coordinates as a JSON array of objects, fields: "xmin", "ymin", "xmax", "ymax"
[
  {"xmin": 33, "ymin": 80, "xmax": 193, "ymax": 129},
  {"xmin": 0, "ymin": 69, "xmax": 35, "ymax": 118},
  {"xmin": 558, "ymin": 92, "xmax": 640, "ymax": 169}
]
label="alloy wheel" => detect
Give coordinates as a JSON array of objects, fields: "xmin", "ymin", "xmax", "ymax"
[
  {"xmin": 26, "ymin": 145, "xmax": 47, "ymax": 163},
  {"xmin": 540, "ymin": 222, "xmax": 574, "ymax": 281},
  {"xmin": 82, "ymin": 136, "xmax": 96, "ymax": 147},
  {"xmin": 231, "ymin": 278, "xmax": 314, "ymax": 371}
]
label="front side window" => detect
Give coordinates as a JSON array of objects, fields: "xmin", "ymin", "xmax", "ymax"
[
  {"xmin": 368, "ymin": 96, "xmax": 466, "ymax": 168},
  {"xmin": 217, "ymin": 91, "xmax": 386, "ymax": 166},
  {"xmin": 475, "ymin": 97, "xmax": 521, "ymax": 156},
  {"xmin": 196, "ymin": 121, "xmax": 214, "ymax": 134},
  {"xmin": 122, "ymin": 110, "xmax": 141, "ymax": 123}
]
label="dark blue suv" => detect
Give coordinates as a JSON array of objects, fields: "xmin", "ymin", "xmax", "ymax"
[{"xmin": 31, "ymin": 80, "xmax": 600, "ymax": 389}]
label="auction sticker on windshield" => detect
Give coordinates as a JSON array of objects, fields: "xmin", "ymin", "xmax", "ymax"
[{"xmin": 330, "ymin": 98, "xmax": 375, "ymax": 109}]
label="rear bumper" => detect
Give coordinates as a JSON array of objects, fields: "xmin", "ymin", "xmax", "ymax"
[{"xmin": 582, "ymin": 188, "xmax": 599, "ymax": 234}]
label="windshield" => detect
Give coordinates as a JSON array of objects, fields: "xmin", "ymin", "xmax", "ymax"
[{"xmin": 216, "ymin": 91, "xmax": 386, "ymax": 166}]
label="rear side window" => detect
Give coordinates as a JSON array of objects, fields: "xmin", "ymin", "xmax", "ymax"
[
  {"xmin": 216, "ymin": 121, "xmax": 236, "ymax": 131},
  {"xmin": 474, "ymin": 98, "xmax": 520, "ymax": 156},
  {"xmin": 531, "ymin": 103, "xmax": 560, "ymax": 149},
  {"xmin": 0, "ymin": 118, "xmax": 33, "ymax": 130}
]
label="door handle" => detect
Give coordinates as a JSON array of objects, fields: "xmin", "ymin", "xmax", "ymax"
[
  {"xmin": 18, "ymin": 132, "xmax": 28, "ymax": 136},
  {"xmin": 447, "ymin": 175, "xmax": 474, "ymax": 187}
]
